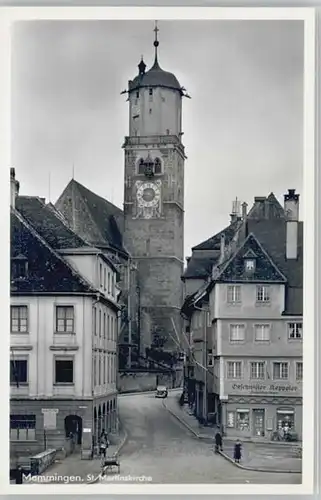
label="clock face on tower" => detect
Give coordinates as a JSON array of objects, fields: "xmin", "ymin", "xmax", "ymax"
[{"xmin": 136, "ymin": 182, "xmax": 161, "ymax": 208}]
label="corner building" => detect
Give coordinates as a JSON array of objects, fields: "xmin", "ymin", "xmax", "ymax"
[{"xmin": 123, "ymin": 32, "xmax": 186, "ymax": 352}]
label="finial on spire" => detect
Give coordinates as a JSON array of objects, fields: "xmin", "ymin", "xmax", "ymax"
[{"xmin": 153, "ymin": 20, "xmax": 159, "ymax": 65}]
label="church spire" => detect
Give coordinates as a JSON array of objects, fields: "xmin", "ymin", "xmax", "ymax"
[{"xmin": 153, "ymin": 20, "xmax": 160, "ymax": 68}]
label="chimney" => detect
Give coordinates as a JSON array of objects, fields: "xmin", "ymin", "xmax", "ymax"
[
  {"xmin": 284, "ymin": 189, "xmax": 299, "ymax": 259},
  {"xmin": 230, "ymin": 198, "xmax": 240, "ymax": 223},
  {"xmin": 10, "ymin": 168, "xmax": 20, "ymax": 209},
  {"xmin": 242, "ymin": 202, "xmax": 248, "ymax": 221},
  {"xmin": 219, "ymin": 233, "xmax": 225, "ymax": 263}
]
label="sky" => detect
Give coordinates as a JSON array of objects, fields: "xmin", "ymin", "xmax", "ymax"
[{"xmin": 11, "ymin": 20, "xmax": 304, "ymax": 258}]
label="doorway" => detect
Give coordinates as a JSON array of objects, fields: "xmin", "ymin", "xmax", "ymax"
[
  {"xmin": 64, "ymin": 415, "xmax": 83, "ymax": 445},
  {"xmin": 252, "ymin": 409, "xmax": 265, "ymax": 437}
]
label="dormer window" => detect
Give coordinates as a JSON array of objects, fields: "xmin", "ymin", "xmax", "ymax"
[
  {"xmin": 245, "ymin": 259, "xmax": 255, "ymax": 272},
  {"xmin": 11, "ymin": 254, "xmax": 28, "ymax": 280},
  {"xmin": 243, "ymin": 249, "xmax": 257, "ymax": 273}
]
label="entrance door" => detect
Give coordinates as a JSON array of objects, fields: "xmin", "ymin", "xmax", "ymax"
[{"xmin": 253, "ymin": 409, "xmax": 265, "ymax": 437}]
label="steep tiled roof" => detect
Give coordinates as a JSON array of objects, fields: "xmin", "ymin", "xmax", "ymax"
[
  {"xmin": 217, "ymin": 233, "xmax": 287, "ymax": 283},
  {"xmin": 192, "ymin": 221, "xmax": 240, "ymax": 251},
  {"xmin": 183, "ymin": 256, "xmax": 219, "ymax": 279},
  {"xmin": 247, "ymin": 192, "xmax": 285, "ymax": 220},
  {"xmin": 247, "ymin": 218, "xmax": 303, "ymax": 315},
  {"xmin": 16, "ymin": 196, "xmax": 88, "ymax": 250},
  {"xmin": 55, "ymin": 180, "xmax": 126, "ymax": 253},
  {"xmin": 183, "ymin": 221, "xmax": 241, "ymax": 280},
  {"xmin": 11, "ymin": 210, "xmax": 95, "ymax": 294}
]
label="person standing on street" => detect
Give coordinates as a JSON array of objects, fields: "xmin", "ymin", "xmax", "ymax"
[
  {"xmin": 233, "ymin": 439, "xmax": 242, "ymax": 463},
  {"xmin": 214, "ymin": 429, "xmax": 223, "ymax": 452}
]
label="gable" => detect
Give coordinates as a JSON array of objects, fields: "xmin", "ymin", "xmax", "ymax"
[
  {"xmin": 217, "ymin": 233, "xmax": 287, "ymax": 283},
  {"xmin": 11, "ymin": 211, "xmax": 95, "ymax": 294}
]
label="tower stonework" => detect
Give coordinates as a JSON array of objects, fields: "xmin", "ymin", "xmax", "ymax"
[{"xmin": 123, "ymin": 27, "xmax": 186, "ymax": 356}]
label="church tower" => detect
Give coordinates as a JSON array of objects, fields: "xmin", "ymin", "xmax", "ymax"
[{"xmin": 123, "ymin": 23, "xmax": 188, "ymax": 357}]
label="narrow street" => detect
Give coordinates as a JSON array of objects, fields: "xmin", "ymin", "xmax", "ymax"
[{"xmin": 118, "ymin": 391, "xmax": 301, "ymax": 484}]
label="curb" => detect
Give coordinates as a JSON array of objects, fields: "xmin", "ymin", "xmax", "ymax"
[
  {"xmin": 217, "ymin": 450, "xmax": 301, "ymax": 475},
  {"xmin": 86, "ymin": 422, "xmax": 129, "ymax": 484},
  {"xmin": 162, "ymin": 400, "xmax": 202, "ymax": 439},
  {"xmin": 162, "ymin": 401, "xmax": 301, "ymax": 475}
]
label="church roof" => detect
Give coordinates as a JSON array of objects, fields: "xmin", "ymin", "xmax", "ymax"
[
  {"xmin": 129, "ymin": 60, "xmax": 182, "ymax": 94},
  {"xmin": 16, "ymin": 196, "xmax": 89, "ymax": 250},
  {"xmin": 11, "ymin": 209, "xmax": 95, "ymax": 294},
  {"xmin": 55, "ymin": 179, "xmax": 126, "ymax": 254}
]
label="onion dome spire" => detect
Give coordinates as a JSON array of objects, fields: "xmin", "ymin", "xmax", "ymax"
[{"xmin": 153, "ymin": 20, "xmax": 160, "ymax": 68}]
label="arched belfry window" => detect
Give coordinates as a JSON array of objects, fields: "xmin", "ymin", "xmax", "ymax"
[
  {"xmin": 154, "ymin": 158, "xmax": 162, "ymax": 174},
  {"xmin": 138, "ymin": 158, "xmax": 145, "ymax": 174},
  {"xmin": 137, "ymin": 156, "xmax": 162, "ymax": 176}
]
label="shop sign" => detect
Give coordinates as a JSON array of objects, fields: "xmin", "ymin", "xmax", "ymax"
[{"xmin": 231, "ymin": 383, "xmax": 299, "ymax": 394}]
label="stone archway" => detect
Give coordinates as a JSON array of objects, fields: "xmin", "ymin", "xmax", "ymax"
[
  {"xmin": 107, "ymin": 401, "xmax": 110, "ymax": 432},
  {"xmin": 98, "ymin": 405, "xmax": 102, "ymax": 438},
  {"xmin": 64, "ymin": 415, "xmax": 83, "ymax": 445},
  {"xmin": 102, "ymin": 403, "xmax": 106, "ymax": 434},
  {"xmin": 94, "ymin": 407, "xmax": 97, "ymax": 445}
]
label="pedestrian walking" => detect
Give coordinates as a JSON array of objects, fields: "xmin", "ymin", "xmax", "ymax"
[
  {"xmin": 233, "ymin": 439, "xmax": 242, "ymax": 463},
  {"xmin": 99, "ymin": 429, "xmax": 109, "ymax": 459},
  {"xmin": 214, "ymin": 429, "xmax": 223, "ymax": 452}
]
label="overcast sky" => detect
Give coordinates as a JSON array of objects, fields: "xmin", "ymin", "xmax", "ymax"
[{"xmin": 11, "ymin": 20, "xmax": 303, "ymax": 257}]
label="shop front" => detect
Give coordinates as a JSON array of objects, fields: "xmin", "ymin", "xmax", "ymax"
[{"xmin": 222, "ymin": 397, "xmax": 302, "ymax": 441}]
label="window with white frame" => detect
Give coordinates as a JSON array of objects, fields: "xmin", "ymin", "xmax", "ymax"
[
  {"xmin": 250, "ymin": 361, "xmax": 265, "ymax": 379},
  {"xmin": 55, "ymin": 357, "xmax": 74, "ymax": 384},
  {"xmin": 103, "ymin": 355, "xmax": 106, "ymax": 384},
  {"xmin": 227, "ymin": 411, "xmax": 235, "ymax": 428},
  {"xmin": 227, "ymin": 285, "xmax": 241, "ymax": 304},
  {"xmin": 227, "ymin": 361, "xmax": 242, "ymax": 379},
  {"xmin": 245, "ymin": 259, "xmax": 255, "ymax": 272},
  {"xmin": 99, "ymin": 310, "xmax": 101, "ymax": 337},
  {"xmin": 254, "ymin": 324, "xmax": 270, "ymax": 341},
  {"xmin": 230, "ymin": 324, "xmax": 245, "ymax": 342},
  {"xmin": 103, "ymin": 312, "xmax": 106, "ymax": 339},
  {"xmin": 288, "ymin": 322, "xmax": 303, "ymax": 339},
  {"xmin": 107, "ymin": 315, "xmax": 110, "ymax": 340},
  {"xmin": 273, "ymin": 362, "xmax": 288, "ymax": 380},
  {"xmin": 98, "ymin": 355, "xmax": 101, "ymax": 386},
  {"xmin": 10, "ymin": 359, "xmax": 28, "ymax": 385},
  {"xmin": 108, "ymin": 273, "xmax": 111, "ymax": 294},
  {"xmin": 236, "ymin": 409, "xmax": 250, "ymax": 430},
  {"xmin": 10, "ymin": 415, "xmax": 35, "ymax": 441},
  {"xmin": 296, "ymin": 362, "xmax": 303, "ymax": 381},
  {"xmin": 104, "ymin": 268, "xmax": 107, "ymax": 291},
  {"xmin": 55, "ymin": 306, "xmax": 74, "ymax": 333},
  {"xmin": 256, "ymin": 285, "xmax": 270, "ymax": 303},
  {"xmin": 10, "ymin": 306, "xmax": 28, "ymax": 333}
]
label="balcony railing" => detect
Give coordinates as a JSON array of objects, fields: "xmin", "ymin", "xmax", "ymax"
[{"xmin": 123, "ymin": 135, "xmax": 185, "ymax": 151}]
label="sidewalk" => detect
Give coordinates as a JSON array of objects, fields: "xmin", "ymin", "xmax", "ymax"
[
  {"xmin": 34, "ymin": 427, "xmax": 128, "ymax": 484},
  {"xmin": 163, "ymin": 397, "xmax": 302, "ymax": 474}
]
